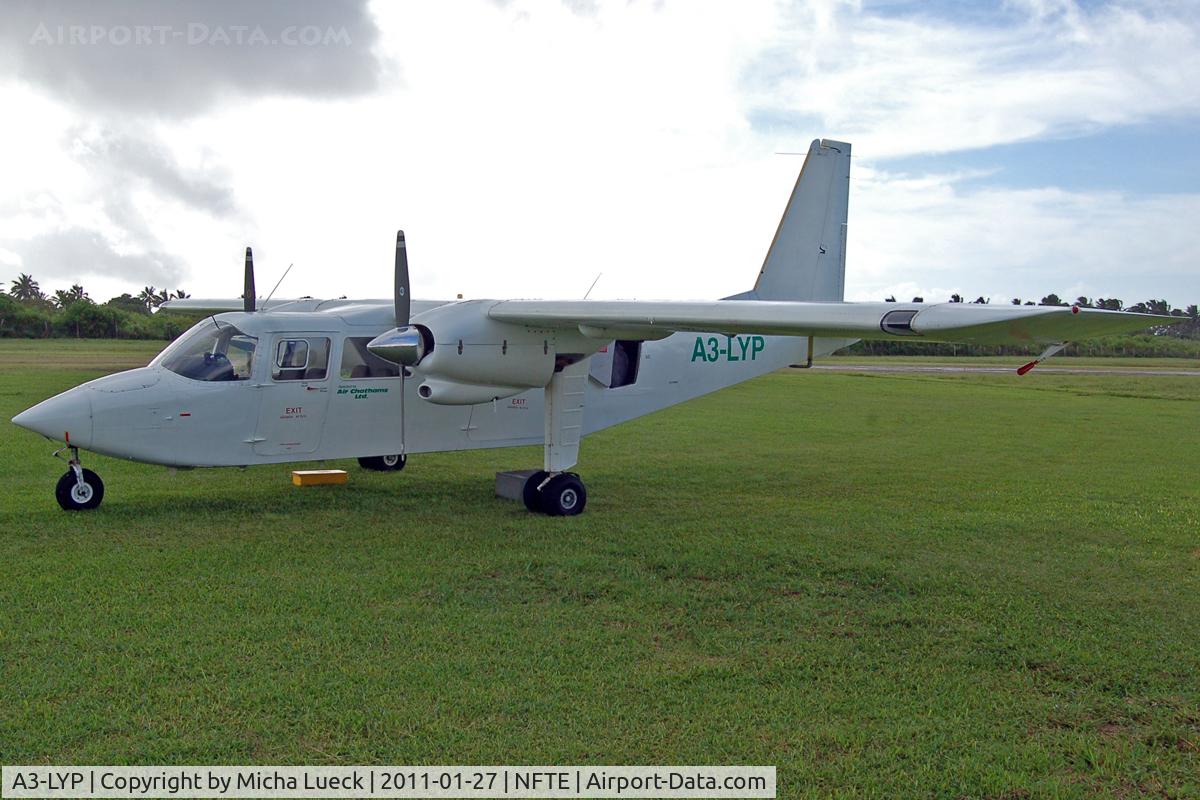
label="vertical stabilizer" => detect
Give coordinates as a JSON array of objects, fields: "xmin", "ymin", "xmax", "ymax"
[{"xmin": 750, "ymin": 138, "xmax": 850, "ymax": 302}]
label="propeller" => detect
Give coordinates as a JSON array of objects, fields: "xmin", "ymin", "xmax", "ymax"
[
  {"xmin": 243, "ymin": 247, "xmax": 256, "ymax": 312},
  {"xmin": 395, "ymin": 230, "xmax": 410, "ymax": 326},
  {"xmin": 367, "ymin": 230, "xmax": 428, "ymax": 367}
]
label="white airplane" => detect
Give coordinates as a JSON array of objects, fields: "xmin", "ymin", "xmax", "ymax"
[{"xmin": 12, "ymin": 139, "xmax": 1177, "ymax": 515}]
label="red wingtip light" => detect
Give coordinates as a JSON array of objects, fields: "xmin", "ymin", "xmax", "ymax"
[
  {"xmin": 64, "ymin": 431, "xmax": 70, "ymax": 443},
  {"xmin": 1017, "ymin": 361, "xmax": 1038, "ymax": 376},
  {"xmin": 1071, "ymin": 304, "xmax": 1080, "ymax": 314}
]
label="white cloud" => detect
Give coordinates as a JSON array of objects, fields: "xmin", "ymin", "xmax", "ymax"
[
  {"xmin": 846, "ymin": 165, "xmax": 1200, "ymax": 304},
  {"xmin": 745, "ymin": 0, "xmax": 1200, "ymax": 157}
]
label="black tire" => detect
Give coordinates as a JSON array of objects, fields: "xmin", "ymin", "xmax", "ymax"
[
  {"xmin": 541, "ymin": 473, "xmax": 586, "ymax": 516},
  {"xmin": 379, "ymin": 453, "xmax": 406, "ymax": 471},
  {"xmin": 522, "ymin": 470, "xmax": 550, "ymax": 512},
  {"xmin": 358, "ymin": 454, "xmax": 407, "ymax": 471},
  {"xmin": 55, "ymin": 468, "xmax": 104, "ymax": 511}
]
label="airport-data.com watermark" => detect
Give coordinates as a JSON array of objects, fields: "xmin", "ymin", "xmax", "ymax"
[
  {"xmin": 4, "ymin": 766, "xmax": 777, "ymax": 799},
  {"xmin": 28, "ymin": 23, "xmax": 353, "ymax": 47}
]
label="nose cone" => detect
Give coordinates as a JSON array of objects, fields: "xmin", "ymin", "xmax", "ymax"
[{"xmin": 12, "ymin": 387, "xmax": 94, "ymax": 447}]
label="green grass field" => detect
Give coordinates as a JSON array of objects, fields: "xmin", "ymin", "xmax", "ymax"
[{"xmin": 1, "ymin": 341, "xmax": 1198, "ymax": 798}]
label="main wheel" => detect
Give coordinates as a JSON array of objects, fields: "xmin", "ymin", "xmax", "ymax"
[
  {"xmin": 540, "ymin": 473, "xmax": 587, "ymax": 516},
  {"xmin": 522, "ymin": 470, "xmax": 549, "ymax": 512},
  {"xmin": 55, "ymin": 468, "xmax": 105, "ymax": 511},
  {"xmin": 358, "ymin": 454, "xmax": 407, "ymax": 471}
]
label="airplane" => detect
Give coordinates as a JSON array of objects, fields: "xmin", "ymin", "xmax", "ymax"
[{"xmin": 11, "ymin": 139, "xmax": 1180, "ymax": 515}]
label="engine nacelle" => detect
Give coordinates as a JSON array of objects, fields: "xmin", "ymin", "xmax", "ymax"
[
  {"xmin": 407, "ymin": 300, "xmax": 557, "ymax": 403},
  {"xmin": 416, "ymin": 378, "xmax": 525, "ymax": 406}
]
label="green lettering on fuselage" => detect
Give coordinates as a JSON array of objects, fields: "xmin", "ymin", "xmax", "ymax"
[{"xmin": 689, "ymin": 335, "xmax": 765, "ymax": 363}]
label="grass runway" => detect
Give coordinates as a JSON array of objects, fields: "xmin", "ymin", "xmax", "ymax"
[{"xmin": 1, "ymin": 341, "xmax": 1198, "ymax": 797}]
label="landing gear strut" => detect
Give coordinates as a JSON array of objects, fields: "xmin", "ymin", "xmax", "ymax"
[
  {"xmin": 523, "ymin": 471, "xmax": 587, "ymax": 516},
  {"xmin": 53, "ymin": 445, "xmax": 104, "ymax": 511},
  {"xmin": 358, "ymin": 453, "xmax": 407, "ymax": 471}
]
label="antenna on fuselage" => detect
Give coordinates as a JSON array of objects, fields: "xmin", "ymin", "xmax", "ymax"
[
  {"xmin": 263, "ymin": 263, "xmax": 294, "ymax": 309},
  {"xmin": 243, "ymin": 247, "xmax": 257, "ymax": 312},
  {"xmin": 583, "ymin": 272, "xmax": 602, "ymax": 300}
]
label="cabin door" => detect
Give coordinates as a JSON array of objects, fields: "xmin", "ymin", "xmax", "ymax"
[{"xmin": 254, "ymin": 334, "xmax": 334, "ymax": 456}]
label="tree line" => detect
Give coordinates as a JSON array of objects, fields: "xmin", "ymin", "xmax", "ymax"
[{"xmin": 2, "ymin": 273, "xmax": 199, "ymax": 340}]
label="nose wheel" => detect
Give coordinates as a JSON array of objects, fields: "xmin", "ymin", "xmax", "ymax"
[{"xmin": 53, "ymin": 447, "xmax": 104, "ymax": 511}]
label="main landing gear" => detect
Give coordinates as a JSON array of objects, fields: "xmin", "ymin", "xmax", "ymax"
[
  {"xmin": 54, "ymin": 445, "xmax": 105, "ymax": 511},
  {"xmin": 522, "ymin": 471, "xmax": 587, "ymax": 516},
  {"xmin": 358, "ymin": 453, "xmax": 407, "ymax": 471}
]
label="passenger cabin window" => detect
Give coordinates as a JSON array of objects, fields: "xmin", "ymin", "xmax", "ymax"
[
  {"xmin": 339, "ymin": 336, "xmax": 401, "ymax": 379},
  {"xmin": 272, "ymin": 337, "xmax": 330, "ymax": 381},
  {"xmin": 156, "ymin": 319, "xmax": 257, "ymax": 382}
]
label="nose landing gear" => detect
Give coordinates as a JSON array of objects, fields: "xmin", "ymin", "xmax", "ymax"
[{"xmin": 53, "ymin": 445, "xmax": 105, "ymax": 511}]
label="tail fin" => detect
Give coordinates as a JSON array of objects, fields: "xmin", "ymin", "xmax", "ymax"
[{"xmin": 747, "ymin": 138, "xmax": 851, "ymax": 302}]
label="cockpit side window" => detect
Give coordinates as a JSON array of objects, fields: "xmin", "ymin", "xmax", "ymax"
[
  {"xmin": 156, "ymin": 319, "xmax": 257, "ymax": 382},
  {"xmin": 273, "ymin": 337, "xmax": 331, "ymax": 381}
]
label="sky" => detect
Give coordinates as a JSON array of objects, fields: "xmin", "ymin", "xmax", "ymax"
[{"xmin": 0, "ymin": 0, "xmax": 1197, "ymax": 308}]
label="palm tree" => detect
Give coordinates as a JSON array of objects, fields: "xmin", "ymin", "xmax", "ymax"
[
  {"xmin": 53, "ymin": 284, "xmax": 89, "ymax": 308},
  {"xmin": 138, "ymin": 286, "xmax": 160, "ymax": 310},
  {"xmin": 949, "ymin": 293, "xmax": 964, "ymax": 303},
  {"xmin": 10, "ymin": 273, "xmax": 44, "ymax": 302},
  {"xmin": 1146, "ymin": 299, "xmax": 1171, "ymax": 316},
  {"xmin": 169, "ymin": 288, "xmax": 190, "ymax": 300}
]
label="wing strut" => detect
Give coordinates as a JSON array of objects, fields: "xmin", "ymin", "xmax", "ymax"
[{"xmin": 544, "ymin": 359, "xmax": 589, "ymax": 472}]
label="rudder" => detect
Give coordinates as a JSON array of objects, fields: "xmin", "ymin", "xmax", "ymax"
[{"xmin": 747, "ymin": 138, "xmax": 851, "ymax": 302}]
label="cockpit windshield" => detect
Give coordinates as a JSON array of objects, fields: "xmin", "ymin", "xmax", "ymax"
[{"xmin": 154, "ymin": 318, "xmax": 258, "ymax": 382}]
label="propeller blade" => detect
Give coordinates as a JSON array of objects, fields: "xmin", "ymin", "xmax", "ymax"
[
  {"xmin": 243, "ymin": 246, "xmax": 256, "ymax": 312},
  {"xmin": 395, "ymin": 230, "xmax": 410, "ymax": 326}
]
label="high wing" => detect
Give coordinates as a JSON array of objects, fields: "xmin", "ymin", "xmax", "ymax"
[
  {"xmin": 158, "ymin": 298, "xmax": 247, "ymax": 314},
  {"xmin": 488, "ymin": 300, "xmax": 1177, "ymax": 346},
  {"xmin": 158, "ymin": 297, "xmax": 318, "ymax": 314}
]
